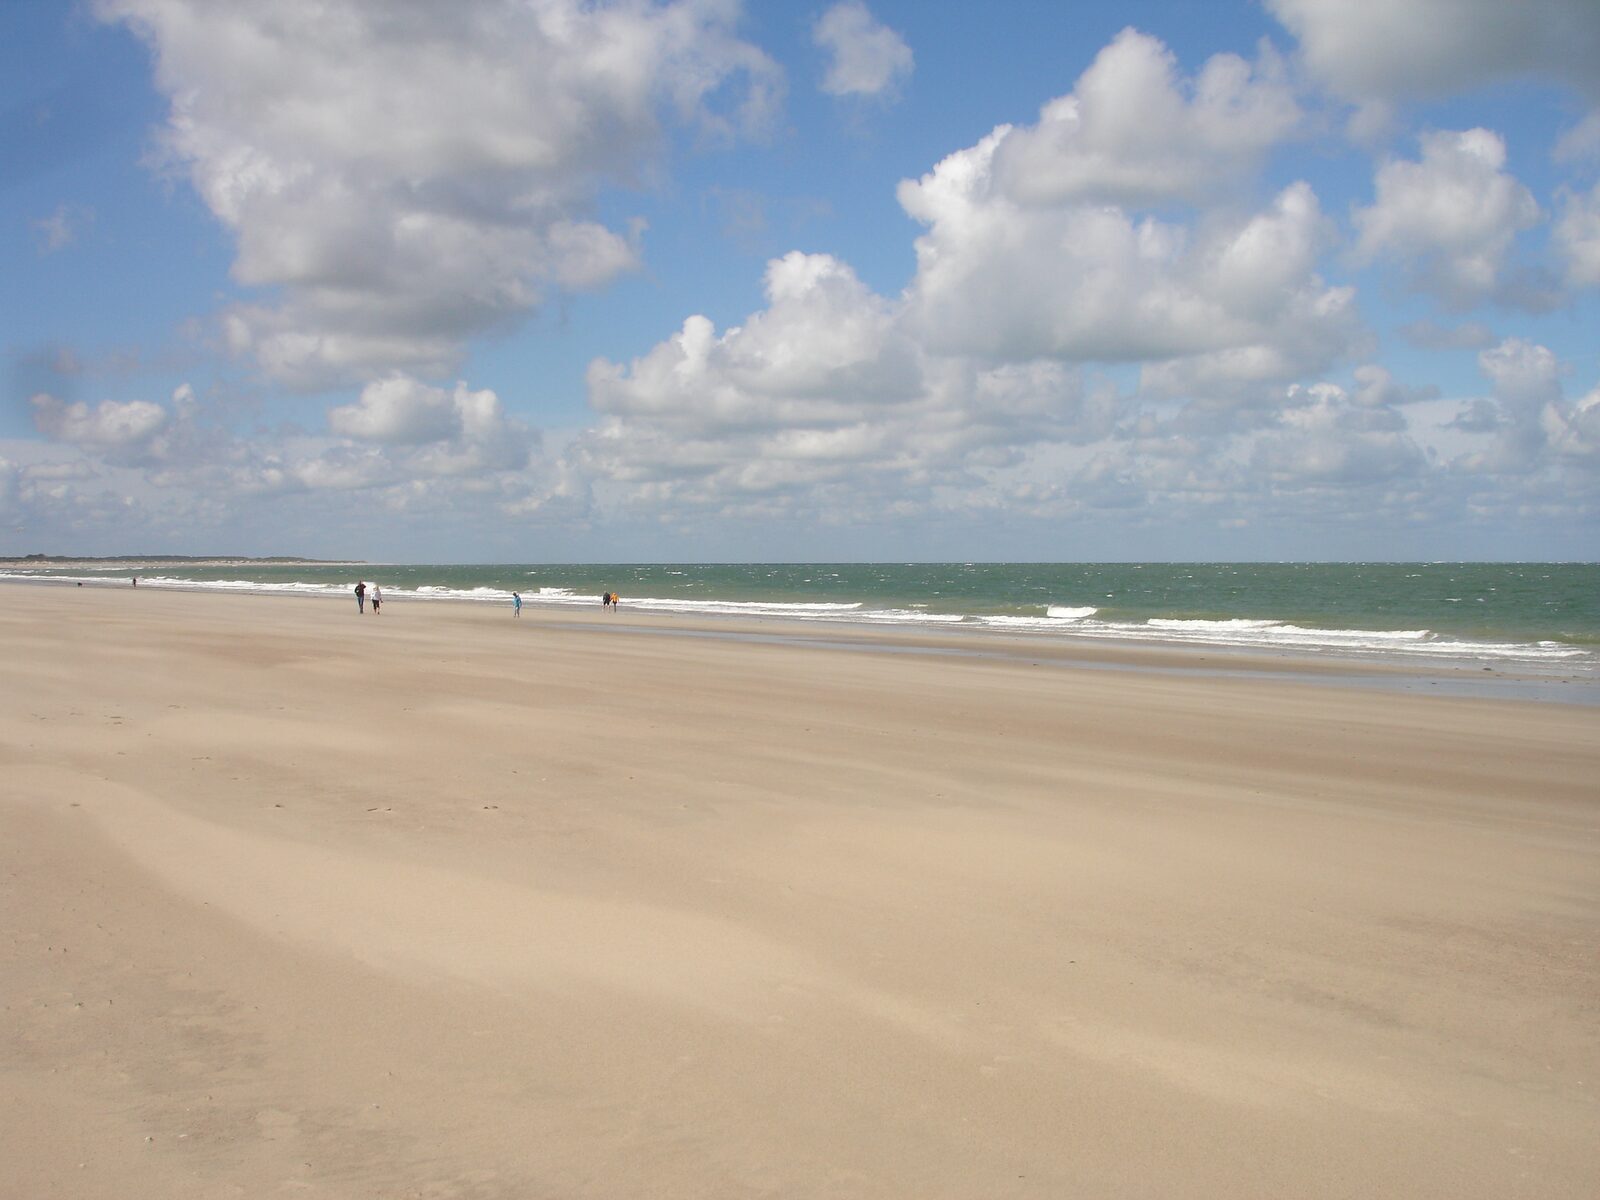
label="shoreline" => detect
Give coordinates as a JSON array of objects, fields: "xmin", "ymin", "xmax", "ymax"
[{"xmin": 5, "ymin": 571, "xmax": 1596, "ymax": 706}]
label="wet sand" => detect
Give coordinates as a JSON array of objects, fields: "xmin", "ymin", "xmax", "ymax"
[{"xmin": 3, "ymin": 583, "xmax": 1597, "ymax": 1197}]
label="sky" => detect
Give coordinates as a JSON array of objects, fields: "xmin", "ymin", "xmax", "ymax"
[{"xmin": 2, "ymin": 0, "xmax": 1598, "ymax": 562}]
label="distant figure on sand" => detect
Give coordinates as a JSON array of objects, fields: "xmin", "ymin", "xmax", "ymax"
[
  {"xmin": 354, "ymin": 581, "xmax": 366, "ymax": 613},
  {"xmin": 512, "ymin": 591, "xmax": 522, "ymax": 617},
  {"xmin": 600, "ymin": 591, "xmax": 610, "ymax": 610},
  {"xmin": 610, "ymin": 592, "xmax": 620, "ymax": 612},
  {"xmin": 131, "ymin": 576, "xmax": 137, "ymax": 587},
  {"xmin": 371, "ymin": 585, "xmax": 382, "ymax": 615}
]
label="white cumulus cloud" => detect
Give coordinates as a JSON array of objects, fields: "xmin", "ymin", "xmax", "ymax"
[
  {"xmin": 99, "ymin": 0, "xmax": 782, "ymax": 388},
  {"xmin": 1353, "ymin": 129, "xmax": 1541, "ymax": 308},
  {"xmin": 1267, "ymin": 0, "xmax": 1600, "ymax": 102},
  {"xmin": 30, "ymin": 394, "xmax": 169, "ymax": 448},
  {"xmin": 1251, "ymin": 383, "xmax": 1424, "ymax": 486},
  {"xmin": 902, "ymin": 127, "xmax": 1357, "ymax": 382},
  {"xmin": 328, "ymin": 376, "xmax": 534, "ymax": 474},
  {"xmin": 1351, "ymin": 363, "xmax": 1439, "ymax": 408},
  {"xmin": 1554, "ymin": 181, "xmax": 1600, "ymax": 288},
  {"xmin": 573, "ymin": 251, "xmax": 1113, "ymax": 521},
  {"xmin": 813, "ymin": 2, "xmax": 912, "ymax": 98},
  {"xmin": 1453, "ymin": 337, "xmax": 1583, "ymax": 474},
  {"xmin": 990, "ymin": 28, "xmax": 1301, "ymax": 207},
  {"xmin": 330, "ymin": 377, "xmax": 469, "ymax": 446},
  {"xmin": 1545, "ymin": 384, "xmax": 1600, "ymax": 461}
]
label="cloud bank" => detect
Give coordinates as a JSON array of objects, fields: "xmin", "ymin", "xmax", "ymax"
[{"xmin": 11, "ymin": 3, "xmax": 1597, "ymax": 557}]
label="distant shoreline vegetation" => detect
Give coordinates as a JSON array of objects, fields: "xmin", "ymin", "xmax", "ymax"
[
  {"xmin": 0, "ymin": 554, "xmax": 358, "ymax": 566},
  {"xmin": 5, "ymin": 556, "xmax": 1598, "ymax": 566}
]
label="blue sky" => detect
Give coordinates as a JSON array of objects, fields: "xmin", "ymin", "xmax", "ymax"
[{"xmin": 3, "ymin": 0, "xmax": 1598, "ymax": 562}]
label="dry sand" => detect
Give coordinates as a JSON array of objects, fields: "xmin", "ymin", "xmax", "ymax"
[{"xmin": 3, "ymin": 583, "xmax": 1596, "ymax": 1198}]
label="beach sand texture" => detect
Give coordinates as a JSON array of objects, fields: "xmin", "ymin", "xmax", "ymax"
[{"xmin": 3, "ymin": 584, "xmax": 1597, "ymax": 1198}]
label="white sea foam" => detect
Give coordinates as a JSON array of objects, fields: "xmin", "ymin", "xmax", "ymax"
[
  {"xmin": 979, "ymin": 615, "xmax": 1075, "ymax": 631},
  {"xmin": 1054, "ymin": 617, "xmax": 1582, "ymax": 660},
  {"xmin": 859, "ymin": 608, "xmax": 965, "ymax": 624},
  {"xmin": 965, "ymin": 606, "xmax": 1582, "ymax": 661},
  {"xmin": 1046, "ymin": 606, "xmax": 1097, "ymax": 620},
  {"xmin": 152, "ymin": 576, "xmax": 343, "ymax": 595},
  {"xmin": 1146, "ymin": 617, "xmax": 1282, "ymax": 631},
  {"xmin": 597, "ymin": 596, "xmax": 867, "ymax": 619}
]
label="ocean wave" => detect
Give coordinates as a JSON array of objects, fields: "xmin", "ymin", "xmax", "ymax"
[
  {"xmin": 1064, "ymin": 618, "xmax": 1583, "ymax": 660},
  {"xmin": 1046, "ymin": 605, "xmax": 1098, "ymax": 620},
  {"xmin": 1146, "ymin": 617, "xmax": 1286, "ymax": 631},
  {"xmin": 602, "ymin": 597, "xmax": 867, "ymax": 618},
  {"xmin": 148, "ymin": 576, "xmax": 346, "ymax": 595},
  {"xmin": 979, "ymin": 615, "xmax": 1078, "ymax": 631},
  {"xmin": 859, "ymin": 608, "xmax": 965, "ymax": 624},
  {"xmin": 415, "ymin": 585, "xmax": 507, "ymax": 599}
]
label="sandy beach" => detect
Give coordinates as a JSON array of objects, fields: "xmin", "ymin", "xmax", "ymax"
[{"xmin": 3, "ymin": 582, "xmax": 1596, "ymax": 1198}]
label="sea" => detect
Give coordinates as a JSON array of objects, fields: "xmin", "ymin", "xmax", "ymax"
[{"xmin": 5, "ymin": 560, "xmax": 1597, "ymax": 676}]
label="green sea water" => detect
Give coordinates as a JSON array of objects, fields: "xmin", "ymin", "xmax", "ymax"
[{"xmin": 7, "ymin": 560, "xmax": 1596, "ymax": 665}]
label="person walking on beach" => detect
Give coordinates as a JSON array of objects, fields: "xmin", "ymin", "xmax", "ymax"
[
  {"xmin": 512, "ymin": 591, "xmax": 522, "ymax": 618},
  {"xmin": 370, "ymin": 584, "xmax": 382, "ymax": 615},
  {"xmin": 355, "ymin": 581, "xmax": 366, "ymax": 613},
  {"xmin": 600, "ymin": 590, "xmax": 610, "ymax": 610},
  {"xmin": 610, "ymin": 591, "xmax": 620, "ymax": 612}
]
